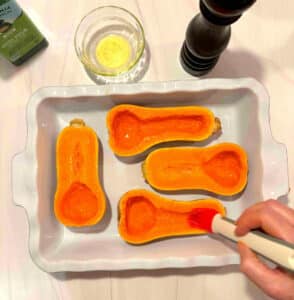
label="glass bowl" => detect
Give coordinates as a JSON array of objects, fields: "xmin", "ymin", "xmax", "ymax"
[{"xmin": 74, "ymin": 6, "xmax": 145, "ymax": 83}]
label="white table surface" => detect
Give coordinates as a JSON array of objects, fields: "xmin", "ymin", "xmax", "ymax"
[{"xmin": 1, "ymin": 0, "xmax": 293, "ymax": 299}]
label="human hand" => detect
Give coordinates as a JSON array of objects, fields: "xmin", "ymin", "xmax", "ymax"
[{"xmin": 235, "ymin": 200, "xmax": 294, "ymax": 300}]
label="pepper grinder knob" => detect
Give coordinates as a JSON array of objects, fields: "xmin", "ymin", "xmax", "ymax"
[{"xmin": 180, "ymin": 0, "xmax": 256, "ymax": 76}]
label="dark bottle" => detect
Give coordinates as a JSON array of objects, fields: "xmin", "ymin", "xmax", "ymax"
[
  {"xmin": 0, "ymin": 0, "xmax": 48, "ymax": 66},
  {"xmin": 180, "ymin": 0, "xmax": 256, "ymax": 76}
]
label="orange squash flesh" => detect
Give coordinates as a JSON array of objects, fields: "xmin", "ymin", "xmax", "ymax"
[
  {"xmin": 118, "ymin": 189, "xmax": 226, "ymax": 244},
  {"xmin": 107, "ymin": 104, "xmax": 221, "ymax": 156},
  {"xmin": 54, "ymin": 119, "xmax": 106, "ymax": 227},
  {"xmin": 143, "ymin": 143, "xmax": 248, "ymax": 196}
]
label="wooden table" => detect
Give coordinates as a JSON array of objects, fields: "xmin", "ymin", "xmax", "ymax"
[{"xmin": 1, "ymin": 0, "xmax": 293, "ymax": 299}]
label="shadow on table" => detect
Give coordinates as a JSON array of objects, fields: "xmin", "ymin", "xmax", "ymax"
[
  {"xmin": 204, "ymin": 49, "xmax": 264, "ymax": 82},
  {"xmin": 0, "ymin": 48, "xmax": 47, "ymax": 81},
  {"xmin": 53, "ymin": 264, "xmax": 269, "ymax": 299}
]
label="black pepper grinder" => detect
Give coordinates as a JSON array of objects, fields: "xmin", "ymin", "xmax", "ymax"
[{"xmin": 180, "ymin": 0, "xmax": 256, "ymax": 76}]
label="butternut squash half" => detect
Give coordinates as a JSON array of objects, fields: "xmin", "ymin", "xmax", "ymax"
[
  {"xmin": 118, "ymin": 189, "xmax": 226, "ymax": 244},
  {"xmin": 107, "ymin": 104, "xmax": 221, "ymax": 156},
  {"xmin": 54, "ymin": 119, "xmax": 106, "ymax": 227},
  {"xmin": 143, "ymin": 143, "xmax": 248, "ymax": 196}
]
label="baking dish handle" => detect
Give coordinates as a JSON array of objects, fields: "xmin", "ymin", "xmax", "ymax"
[{"xmin": 262, "ymin": 141, "xmax": 289, "ymax": 199}]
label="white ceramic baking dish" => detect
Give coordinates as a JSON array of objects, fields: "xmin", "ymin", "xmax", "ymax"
[{"xmin": 12, "ymin": 78, "xmax": 289, "ymax": 272}]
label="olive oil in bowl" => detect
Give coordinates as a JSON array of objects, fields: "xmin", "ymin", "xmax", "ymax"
[{"xmin": 74, "ymin": 6, "xmax": 145, "ymax": 83}]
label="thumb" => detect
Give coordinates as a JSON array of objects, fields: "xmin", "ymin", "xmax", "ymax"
[{"xmin": 238, "ymin": 241, "xmax": 293, "ymax": 300}]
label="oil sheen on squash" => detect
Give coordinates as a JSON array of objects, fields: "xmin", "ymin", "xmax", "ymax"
[
  {"xmin": 107, "ymin": 104, "xmax": 221, "ymax": 156},
  {"xmin": 54, "ymin": 119, "xmax": 106, "ymax": 227},
  {"xmin": 143, "ymin": 143, "xmax": 248, "ymax": 196},
  {"xmin": 118, "ymin": 189, "xmax": 226, "ymax": 244}
]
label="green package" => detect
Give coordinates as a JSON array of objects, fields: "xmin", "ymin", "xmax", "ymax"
[{"xmin": 0, "ymin": 0, "xmax": 48, "ymax": 65}]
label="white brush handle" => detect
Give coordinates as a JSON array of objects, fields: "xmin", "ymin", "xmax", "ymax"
[{"xmin": 212, "ymin": 214, "xmax": 294, "ymax": 272}]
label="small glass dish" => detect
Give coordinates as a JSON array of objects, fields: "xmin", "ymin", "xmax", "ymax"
[{"xmin": 74, "ymin": 6, "xmax": 146, "ymax": 84}]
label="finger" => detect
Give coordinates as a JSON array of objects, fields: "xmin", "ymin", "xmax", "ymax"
[
  {"xmin": 235, "ymin": 201, "xmax": 268, "ymax": 226},
  {"xmin": 235, "ymin": 204, "xmax": 294, "ymax": 243},
  {"xmin": 237, "ymin": 200, "xmax": 294, "ymax": 226},
  {"xmin": 238, "ymin": 242, "xmax": 294, "ymax": 300},
  {"xmin": 250, "ymin": 200, "xmax": 294, "ymax": 225},
  {"xmin": 264, "ymin": 200, "xmax": 294, "ymax": 226}
]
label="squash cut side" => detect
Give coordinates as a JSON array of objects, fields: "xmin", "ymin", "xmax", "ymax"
[
  {"xmin": 107, "ymin": 104, "xmax": 221, "ymax": 156},
  {"xmin": 143, "ymin": 143, "xmax": 248, "ymax": 196},
  {"xmin": 54, "ymin": 119, "xmax": 106, "ymax": 227},
  {"xmin": 118, "ymin": 189, "xmax": 226, "ymax": 244}
]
